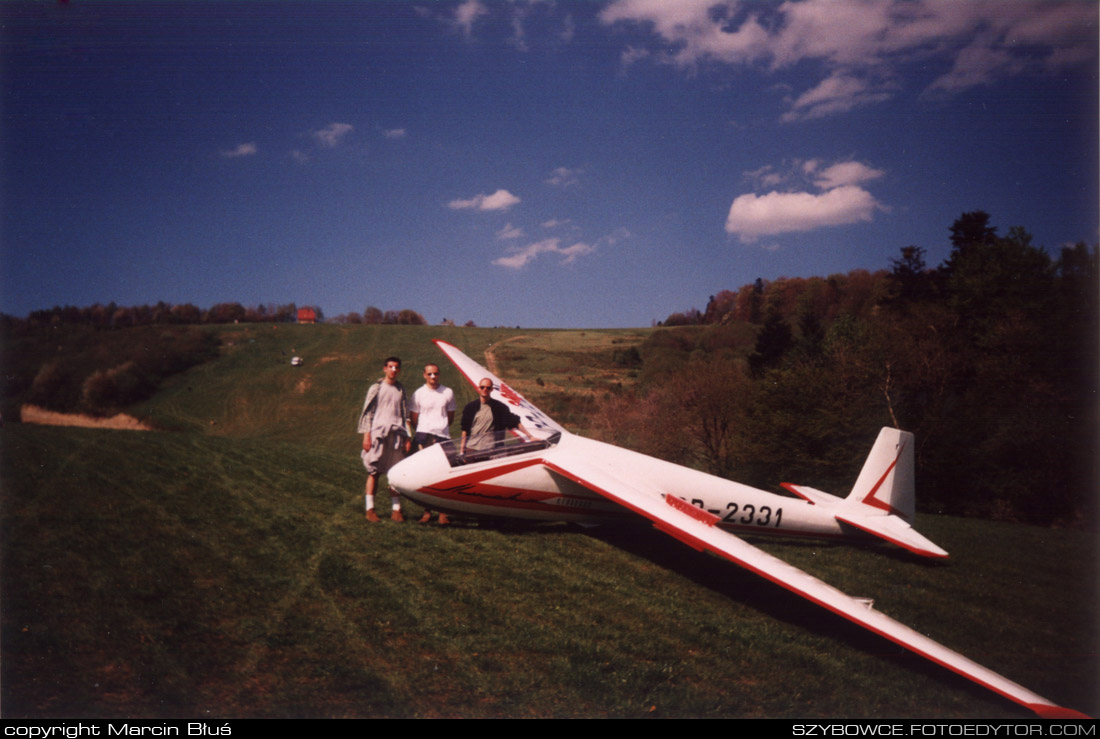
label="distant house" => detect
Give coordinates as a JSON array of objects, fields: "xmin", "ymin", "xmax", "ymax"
[{"xmin": 297, "ymin": 307, "xmax": 317, "ymax": 324}]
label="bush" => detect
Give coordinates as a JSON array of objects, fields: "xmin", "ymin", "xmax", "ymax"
[{"xmin": 81, "ymin": 361, "xmax": 154, "ymax": 414}]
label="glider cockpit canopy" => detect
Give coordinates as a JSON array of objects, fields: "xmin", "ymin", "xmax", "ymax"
[{"xmin": 440, "ymin": 431, "xmax": 562, "ymax": 468}]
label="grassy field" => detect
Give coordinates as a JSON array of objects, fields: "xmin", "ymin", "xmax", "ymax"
[{"xmin": 1, "ymin": 325, "xmax": 1095, "ymax": 718}]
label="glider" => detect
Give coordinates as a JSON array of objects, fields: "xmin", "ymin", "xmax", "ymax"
[{"xmin": 386, "ymin": 339, "xmax": 1088, "ymax": 718}]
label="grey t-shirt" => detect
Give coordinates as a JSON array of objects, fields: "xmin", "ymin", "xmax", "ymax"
[
  {"xmin": 467, "ymin": 402, "xmax": 495, "ymax": 450},
  {"xmin": 371, "ymin": 382, "xmax": 407, "ymax": 437}
]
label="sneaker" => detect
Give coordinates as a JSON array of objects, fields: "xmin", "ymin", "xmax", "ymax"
[
  {"xmin": 391, "ymin": 510, "xmax": 405, "ymax": 523},
  {"xmin": 417, "ymin": 512, "xmax": 432, "ymax": 524},
  {"xmin": 438, "ymin": 513, "xmax": 451, "ymax": 526},
  {"xmin": 366, "ymin": 509, "xmax": 381, "ymax": 523}
]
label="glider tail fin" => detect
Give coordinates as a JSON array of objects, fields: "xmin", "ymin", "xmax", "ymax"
[
  {"xmin": 845, "ymin": 427, "xmax": 915, "ymax": 522},
  {"xmin": 837, "ymin": 427, "xmax": 947, "ymax": 558}
]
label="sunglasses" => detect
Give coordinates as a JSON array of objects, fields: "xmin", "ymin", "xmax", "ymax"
[{"xmin": 479, "ymin": 385, "xmax": 493, "ymax": 390}]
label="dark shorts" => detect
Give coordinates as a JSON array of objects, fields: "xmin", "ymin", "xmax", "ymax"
[{"xmin": 414, "ymin": 432, "xmax": 449, "ymax": 450}]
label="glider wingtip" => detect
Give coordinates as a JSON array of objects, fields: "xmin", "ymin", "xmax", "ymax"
[
  {"xmin": 910, "ymin": 546, "xmax": 950, "ymax": 559},
  {"xmin": 892, "ymin": 541, "xmax": 950, "ymax": 560},
  {"xmin": 1026, "ymin": 703, "xmax": 1092, "ymax": 719}
]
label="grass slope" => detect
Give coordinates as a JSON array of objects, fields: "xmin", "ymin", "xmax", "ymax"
[{"xmin": 1, "ymin": 326, "xmax": 1095, "ymax": 718}]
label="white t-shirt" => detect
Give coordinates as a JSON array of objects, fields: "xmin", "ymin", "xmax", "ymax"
[{"xmin": 410, "ymin": 384, "xmax": 456, "ymax": 438}]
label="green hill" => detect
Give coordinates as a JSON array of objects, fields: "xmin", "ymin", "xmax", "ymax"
[{"xmin": 1, "ymin": 325, "xmax": 1094, "ymax": 718}]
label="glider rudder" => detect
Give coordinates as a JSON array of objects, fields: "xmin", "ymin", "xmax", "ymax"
[{"xmin": 846, "ymin": 427, "xmax": 916, "ymax": 521}]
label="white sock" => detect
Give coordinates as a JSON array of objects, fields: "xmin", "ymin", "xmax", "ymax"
[{"xmin": 366, "ymin": 494, "xmax": 374, "ymax": 511}]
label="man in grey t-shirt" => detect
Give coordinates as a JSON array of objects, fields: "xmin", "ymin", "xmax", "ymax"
[
  {"xmin": 358, "ymin": 356, "xmax": 412, "ymax": 522},
  {"xmin": 459, "ymin": 377, "xmax": 535, "ymax": 453}
]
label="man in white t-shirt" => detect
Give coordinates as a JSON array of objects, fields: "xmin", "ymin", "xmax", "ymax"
[{"xmin": 409, "ymin": 363, "xmax": 456, "ymax": 525}]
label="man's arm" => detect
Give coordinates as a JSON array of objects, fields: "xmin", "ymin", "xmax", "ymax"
[{"xmin": 357, "ymin": 382, "xmax": 379, "ymax": 434}]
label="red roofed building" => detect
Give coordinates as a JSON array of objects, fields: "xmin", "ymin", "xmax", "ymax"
[{"xmin": 297, "ymin": 307, "xmax": 317, "ymax": 324}]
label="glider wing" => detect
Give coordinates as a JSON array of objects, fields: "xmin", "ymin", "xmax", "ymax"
[
  {"xmin": 434, "ymin": 339, "xmax": 565, "ymax": 437},
  {"xmin": 540, "ymin": 447, "xmax": 1086, "ymax": 719}
]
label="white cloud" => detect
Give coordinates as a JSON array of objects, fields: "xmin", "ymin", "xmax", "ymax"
[
  {"xmin": 544, "ymin": 166, "xmax": 582, "ymax": 188},
  {"xmin": 601, "ymin": 0, "xmax": 1097, "ymax": 120},
  {"xmin": 382, "ymin": 128, "xmax": 407, "ymax": 139},
  {"xmin": 725, "ymin": 185, "xmax": 883, "ymax": 243},
  {"xmin": 453, "ymin": 0, "xmax": 488, "ymax": 38},
  {"xmin": 601, "ymin": 226, "xmax": 632, "ymax": 246},
  {"xmin": 812, "ymin": 161, "xmax": 885, "ymax": 189},
  {"xmin": 313, "ymin": 122, "xmax": 353, "ymax": 147},
  {"xmin": 497, "ymin": 223, "xmax": 524, "ymax": 240},
  {"xmin": 541, "ymin": 218, "xmax": 572, "ymax": 229},
  {"xmin": 493, "ymin": 237, "xmax": 594, "ymax": 269},
  {"xmin": 434, "ymin": 0, "xmax": 572, "ymax": 48},
  {"xmin": 620, "ymin": 45, "xmax": 651, "ymax": 67},
  {"xmin": 744, "ymin": 164, "xmax": 785, "ymax": 189},
  {"xmin": 561, "ymin": 13, "xmax": 576, "ymax": 43},
  {"xmin": 745, "ymin": 158, "xmax": 883, "ymax": 191},
  {"xmin": 780, "ymin": 72, "xmax": 893, "ymax": 122},
  {"xmin": 493, "ymin": 227, "xmax": 626, "ymax": 268},
  {"xmin": 509, "ymin": 4, "xmax": 529, "ymax": 51},
  {"xmin": 557, "ymin": 242, "xmax": 595, "ymax": 263},
  {"xmin": 221, "ymin": 142, "xmax": 257, "ymax": 158},
  {"xmin": 290, "ymin": 149, "xmax": 310, "ymax": 164},
  {"xmin": 448, "ymin": 189, "xmax": 522, "ymax": 212},
  {"xmin": 600, "ymin": 0, "xmax": 772, "ymax": 68}
]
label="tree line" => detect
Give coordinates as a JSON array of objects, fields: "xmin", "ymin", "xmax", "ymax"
[
  {"xmin": 328, "ymin": 307, "xmax": 427, "ymax": 325},
  {"xmin": 11, "ymin": 301, "xmax": 305, "ymax": 328},
  {"xmin": 4, "ymin": 302, "xmax": 431, "ymax": 329},
  {"xmin": 604, "ymin": 212, "xmax": 1097, "ymax": 525}
]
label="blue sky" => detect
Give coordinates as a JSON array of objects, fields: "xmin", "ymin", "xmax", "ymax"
[{"xmin": 2, "ymin": 1, "xmax": 1096, "ymax": 328}]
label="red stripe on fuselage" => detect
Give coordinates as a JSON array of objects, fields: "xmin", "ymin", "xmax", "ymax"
[{"xmin": 418, "ymin": 456, "xmax": 610, "ymax": 513}]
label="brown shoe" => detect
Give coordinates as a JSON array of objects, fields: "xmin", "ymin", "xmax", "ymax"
[
  {"xmin": 391, "ymin": 510, "xmax": 405, "ymax": 523},
  {"xmin": 366, "ymin": 509, "xmax": 381, "ymax": 523},
  {"xmin": 417, "ymin": 511, "xmax": 432, "ymax": 524},
  {"xmin": 438, "ymin": 513, "xmax": 451, "ymax": 525}
]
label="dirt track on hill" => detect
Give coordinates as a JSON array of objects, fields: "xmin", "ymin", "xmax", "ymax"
[
  {"xmin": 20, "ymin": 404, "xmax": 153, "ymax": 431},
  {"xmin": 484, "ymin": 335, "xmax": 527, "ymax": 376}
]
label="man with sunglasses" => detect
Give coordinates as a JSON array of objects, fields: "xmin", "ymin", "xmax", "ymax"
[
  {"xmin": 459, "ymin": 377, "xmax": 535, "ymax": 454},
  {"xmin": 409, "ymin": 363, "xmax": 456, "ymax": 524},
  {"xmin": 358, "ymin": 356, "xmax": 413, "ymax": 522}
]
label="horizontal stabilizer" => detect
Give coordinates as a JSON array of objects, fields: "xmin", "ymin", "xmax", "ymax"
[
  {"xmin": 781, "ymin": 482, "xmax": 843, "ymax": 507},
  {"xmin": 836, "ymin": 513, "xmax": 949, "ymax": 559}
]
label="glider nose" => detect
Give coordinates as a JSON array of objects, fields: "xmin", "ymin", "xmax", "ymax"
[{"xmin": 387, "ymin": 442, "xmax": 448, "ymax": 495}]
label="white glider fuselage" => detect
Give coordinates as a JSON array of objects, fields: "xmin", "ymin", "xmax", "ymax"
[
  {"xmin": 392, "ymin": 432, "xmax": 842, "ymax": 539},
  {"xmin": 390, "ymin": 339, "xmax": 944, "ymax": 562}
]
